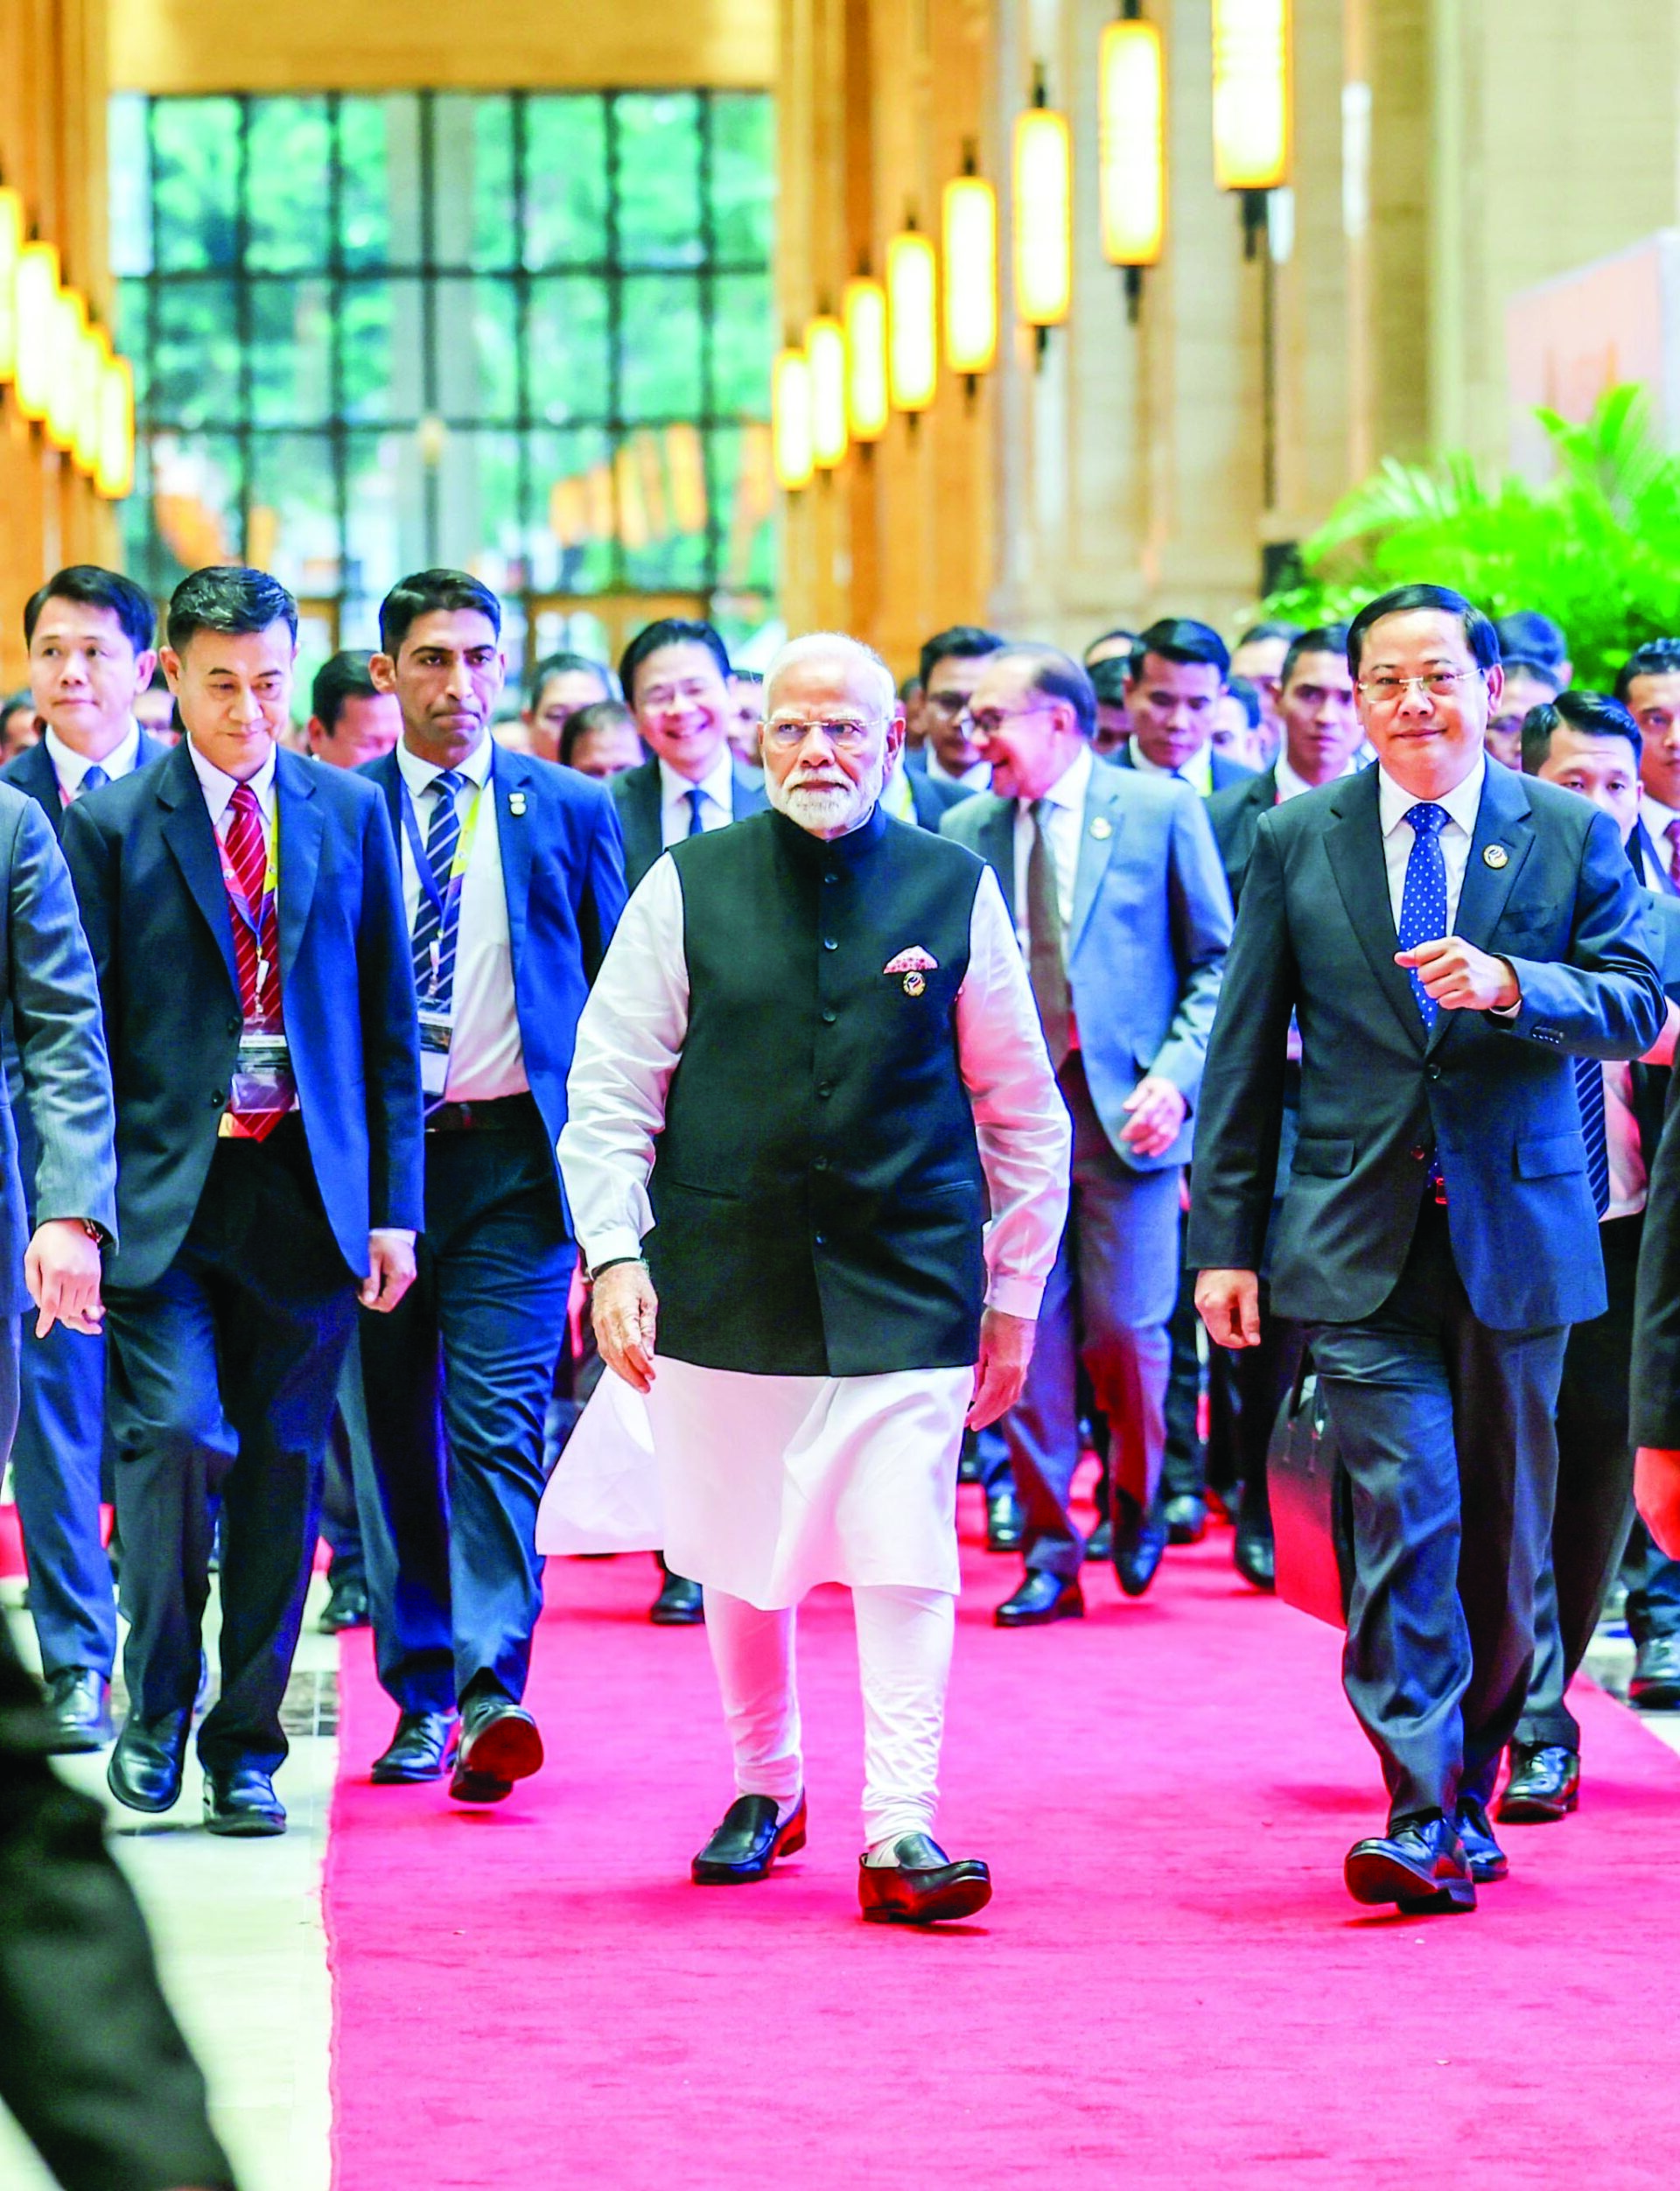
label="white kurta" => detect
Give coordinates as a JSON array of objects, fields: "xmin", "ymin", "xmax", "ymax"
[{"xmin": 549, "ymin": 836, "xmax": 1071, "ymax": 1607}]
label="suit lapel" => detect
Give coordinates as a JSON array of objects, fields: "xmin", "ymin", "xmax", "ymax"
[
  {"xmin": 1322, "ymin": 765, "xmax": 1426, "ymax": 1050},
  {"xmin": 1068, "ymin": 760, "xmax": 1128, "ymax": 958},
  {"xmin": 494, "ymin": 746, "xmax": 533, "ymax": 984},
  {"xmin": 976, "ymin": 797, "xmax": 1018, "ymax": 925},
  {"xmin": 158, "ymin": 742, "xmax": 241, "ymax": 1001},
  {"xmin": 1428, "ymin": 762, "xmax": 1535, "ymax": 1054},
  {"xmin": 732, "ymin": 760, "xmax": 769, "ymax": 818},
  {"xmin": 21, "ymin": 742, "xmax": 65, "ymax": 839},
  {"xmin": 276, "ymin": 748, "xmax": 324, "ymax": 982}
]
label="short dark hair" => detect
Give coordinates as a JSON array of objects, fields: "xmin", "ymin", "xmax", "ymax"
[
  {"xmin": 167, "ymin": 565, "xmax": 298, "ymax": 654},
  {"xmin": 24, "ymin": 565, "xmax": 156, "ymax": 656},
  {"xmin": 1614, "ymin": 638, "xmax": 1680, "ymax": 704},
  {"xmin": 1280, "ymin": 625, "xmax": 1351, "ymax": 689},
  {"xmin": 310, "ymin": 650, "xmax": 381, "ymax": 733},
  {"xmin": 619, "ymin": 618, "xmax": 731, "ymax": 703},
  {"xmin": 1236, "ymin": 620, "xmax": 1302, "ymax": 650},
  {"xmin": 1345, "ymin": 584, "xmax": 1499, "ymax": 678},
  {"xmin": 918, "ymin": 625, "xmax": 1005, "ymax": 693},
  {"xmin": 997, "ymin": 643, "xmax": 1096, "ymax": 739},
  {"xmin": 731, "ymin": 667, "xmax": 764, "ymax": 690},
  {"xmin": 1497, "ymin": 653, "xmax": 1564, "ymax": 696},
  {"xmin": 1521, "ymin": 690, "xmax": 1642, "ymax": 774},
  {"xmin": 1082, "ymin": 626, "xmax": 1139, "ymax": 665},
  {"xmin": 379, "ymin": 569, "xmax": 501, "ymax": 657},
  {"xmin": 1088, "ymin": 656, "xmax": 1130, "ymax": 708},
  {"xmin": 528, "ymin": 648, "xmax": 613, "ymax": 709},
  {"xmin": 1495, "ymin": 610, "xmax": 1568, "ymax": 671},
  {"xmin": 560, "ymin": 698, "xmax": 639, "ymax": 768},
  {"xmin": 1129, "ymin": 618, "xmax": 1230, "ymax": 683},
  {"xmin": 1224, "ymin": 676, "xmax": 1263, "ymax": 730}
]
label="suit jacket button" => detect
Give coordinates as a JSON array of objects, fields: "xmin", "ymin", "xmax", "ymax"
[
  {"xmin": 813, "ymin": 1156, "xmax": 830, "ymax": 1171},
  {"xmin": 817, "ymin": 1083, "xmax": 833, "ymax": 1098},
  {"xmin": 822, "ymin": 937, "xmax": 838, "ymax": 950},
  {"xmin": 822, "ymin": 1009, "xmax": 837, "ymax": 1024},
  {"xmin": 227, "ymin": 1015, "xmax": 242, "ymax": 1036},
  {"xmin": 814, "ymin": 1232, "xmax": 827, "ymax": 1246},
  {"xmin": 210, "ymin": 1089, "xmax": 226, "ymax": 1108},
  {"xmin": 1425, "ymin": 1063, "xmax": 1442, "ymax": 1081}
]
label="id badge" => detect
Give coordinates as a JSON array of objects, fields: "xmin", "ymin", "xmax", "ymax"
[
  {"xmin": 230, "ymin": 1029, "xmax": 296, "ymax": 1114},
  {"xmin": 418, "ymin": 1007, "xmax": 453, "ymax": 1099}
]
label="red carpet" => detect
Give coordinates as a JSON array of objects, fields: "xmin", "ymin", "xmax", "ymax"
[{"xmin": 326, "ymin": 1493, "xmax": 1680, "ymax": 2189}]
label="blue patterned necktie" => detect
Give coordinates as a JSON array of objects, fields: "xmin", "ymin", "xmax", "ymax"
[
  {"xmin": 1396, "ymin": 803, "xmax": 1449, "ymax": 1029},
  {"xmin": 78, "ymin": 764, "xmax": 108, "ymax": 796},
  {"xmin": 686, "ymin": 784, "xmax": 707, "ymax": 838},
  {"xmin": 1574, "ymin": 1056, "xmax": 1612, "ymax": 1220},
  {"xmin": 410, "ymin": 769, "xmax": 464, "ymax": 1004}
]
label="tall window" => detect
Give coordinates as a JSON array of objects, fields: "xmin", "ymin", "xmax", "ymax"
[{"xmin": 109, "ymin": 90, "xmax": 777, "ymax": 674}]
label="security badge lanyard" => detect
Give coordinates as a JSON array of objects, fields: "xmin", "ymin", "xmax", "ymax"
[
  {"xmin": 216, "ymin": 801, "xmax": 295, "ymax": 1118},
  {"xmin": 400, "ymin": 774, "xmax": 486, "ymax": 1096}
]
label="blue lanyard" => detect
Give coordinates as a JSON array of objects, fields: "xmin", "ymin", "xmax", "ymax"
[{"xmin": 399, "ymin": 775, "xmax": 485, "ymax": 924}]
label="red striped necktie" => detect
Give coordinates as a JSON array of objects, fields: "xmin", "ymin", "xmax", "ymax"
[{"xmin": 223, "ymin": 782, "xmax": 286, "ymax": 1142}]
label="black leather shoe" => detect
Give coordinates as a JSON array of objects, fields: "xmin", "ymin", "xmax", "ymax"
[
  {"xmin": 107, "ymin": 1709, "xmax": 190, "ymax": 1813},
  {"xmin": 371, "ymin": 1710, "xmax": 460, "ymax": 1785},
  {"xmin": 43, "ymin": 1668, "xmax": 114, "ymax": 1754},
  {"xmin": 319, "ymin": 1570, "xmax": 370, "ymax": 1634},
  {"xmin": 692, "ymin": 1791, "xmax": 808, "ymax": 1883},
  {"xmin": 203, "ymin": 1764, "xmax": 287, "ymax": 1837},
  {"xmin": 449, "ymin": 1692, "xmax": 543, "ymax": 1805},
  {"xmin": 1084, "ymin": 1520, "xmax": 1112, "ymax": 1563},
  {"xmin": 1497, "ymin": 1741, "xmax": 1579, "ymax": 1824},
  {"xmin": 1452, "ymin": 1795, "xmax": 1508, "ymax": 1882},
  {"xmin": 994, "ymin": 1572, "xmax": 1084, "ymax": 1628},
  {"xmin": 986, "ymin": 1488, "xmax": 1025, "ymax": 1552},
  {"xmin": 1164, "ymin": 1494, "xmax": 1207, "ymax": 1545},
  {"xmin": 1345, "ymin": 1815, "xmax": 1476, "ymax": 1913},
  {"xmin": 858, "ymin": 1833, "xmax": 991, "ymax": 1924},
  {"xmin": 1234, "ymin": 1522, "xmax": 1277, "ymax": 1592},
  {"xmin": 957, "ymin": 1446, "xmax": 983, "ymax": 1486},
  {"xmin": 650, "ymin": 1572, "xmax": 705, "ymax": 1626},
  {"xmin": 1112, "ymin": 1491, "xmax": 1167, "ymax": 1598},
  {"xmin": 1629, "ymin": 1633, "xmax": 1680, "ymax": 1710}
]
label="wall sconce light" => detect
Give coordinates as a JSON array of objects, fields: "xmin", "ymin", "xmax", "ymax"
[
  {"xmin": 1012, "ymin": 74, "xmax": 1073, "ymax": 351},
  {"xmin": 12, "ymin": 241, "xmax": 60, "ymax": 424},
  {"xmin": 886, "ymin": 226, "xmax": 938, "ymax": 415},
  {"xmin": 942, "ymin": 158, "xmax": 998, "ymax": 385},
  {"xmin": 46, "ymin": 286, "xmax": 89, "ymax": 453},
  {"xmin": 1099, "ymin": 12, "xmax": 1166, "ymax": 321},
  {"xmin": 74, "ymin": 321, "xmax": 110, "ymax": 476},
  {"xmin": 0, "ymin": 187, "xmax": 23, "ymax": 381},
  {"xmin": 843, "ymin": 276, "xmax": 890, "ymax": 443},
  {"xmin": 95, "ymin": 354, "xmax": 135, "ymax": 503},
  {"xmin": 1212, "ymin": 0, "xmax": 1291, "ymax": 198},
  {"xmin": 806, "ymin": 314, "xmax": 849, "ymax": 468},
  {"xmin": 773, "ymin": 345, "xmax": 816, "ymax": 490}
]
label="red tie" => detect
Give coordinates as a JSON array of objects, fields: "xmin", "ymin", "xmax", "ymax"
[
  {"xmin": 223, "ymin": 784, "xmax": 285, "ymax": 1141},
  {"xmin": 1665, "ymin": 816, "xmax": 1680, "ymax": 891}
]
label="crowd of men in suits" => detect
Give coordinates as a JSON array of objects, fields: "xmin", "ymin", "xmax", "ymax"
[{"xmin": 4, "ymin": 563, "xmax": 1680, "ymax": 1926}]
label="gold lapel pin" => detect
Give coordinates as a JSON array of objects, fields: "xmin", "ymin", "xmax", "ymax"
[
  {"xmin": 903, "ymin": 971, "xmax": 927, "ymax": 997},
  {"xmin": 1089, "ymin": 815, "xmax": 1113, "ymax": 840},
  {"xmin": 1482, "ymin": 844, "xmax": 1508, "ymax": 868},
  {"xmin": 508, "ymin": 791, "xmax": 528, "ymax": 817}
]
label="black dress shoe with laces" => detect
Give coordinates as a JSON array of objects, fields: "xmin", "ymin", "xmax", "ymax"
[
  {"xmin": 1164, "ymin": 1494, "xmax": 1207, "ymax": 1544},
  {"xmin": 692, "ymin": 1792, "xmax": 808, "ymax": 1883},
  {"xmin": 1629, "ymin": 1633, "xmax": 1680, "ymax": 1710},
  {"xmin": 107, "ymin": 1709, "xmax": 191, "ymax": 1813},
  {"xmin": 448, "ymin": 1690, "xmax": 543, "ymax": 1804},
  {"xmin": 1497, "ymin": 1741, "xmax": 1579, "ymax": 1824},
  {"xmin": 1453, "ymin": 1795, "xmax": 1508, "ymax": 1882},
  {"xmin": 44, "ymin": 1668, "xmax": 114, "ymax": 1754},
  {"xmin": 1345, "ymin": 1814, "xmax": 1476, "ymax": 1913},
  {"xmin": 371, "ymin": 1710, "xmax": 460, "ymax": 1784},
  {"xmin": 319, "ymin": 1570, "xmax": 371, "ymax": 1634},
  {"xmin": 203, "ymin": 1764, "xmax": 287, "ymax": 1837},
  {"xmin": 1112, "ymin": 1491, "xmax": 1167, "ymax": 1598},
  {"xmin": 985, "ymin": 1488, "xmax": 1025, "ymax": 1552},
  {"xmin": 650, "ymin": 1572, "xmax": 705, "ymax": 1626},
  {"xmin": 858, "ymin": 1834, "xmax": 991, "ymax": 1924},
  {"xmin": 994, "ymin": 1571, "xmax": 1084, "ymax": 1628}
]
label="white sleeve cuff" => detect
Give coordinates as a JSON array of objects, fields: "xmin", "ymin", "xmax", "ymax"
[
  {"xmin": 986, "ymin": 1272, "xmax": 1046, "ymax": 1320},
  {"xmin": 581, "ymin": 1224, "xmax": 647, "ymax": 1273}
]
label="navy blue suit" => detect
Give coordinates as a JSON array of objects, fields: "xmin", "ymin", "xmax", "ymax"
[
  {"xmin": 609, "ymin": 752, "xmax": 768, "ymax": 891},
  {"xmin": 1116, "ymin": 743, "xmax": 1258, "ymax": 795},
  {"xmin": 905, "ymin": 768, "xmax": 974, "ymax": 830},
  {"xmin": 62, "ymin": 739, "xmax": 424, "ymax": 1776},
  {"xmin": 354, "ymin": 746, "xmax": 626, "ymax": 1714},
  {"xmin": 0, "ymin": 731, "xmax": 165, "ymax": 1684}
]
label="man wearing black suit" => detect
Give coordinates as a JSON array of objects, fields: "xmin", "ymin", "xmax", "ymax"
[
  {"xmin": 1498, "ymin": 693, "xmax": 1680, "ymax": 1823},
  {"xmin": 1117, "ymin": 619, "xmax": 1257, "ymax": 796},
  {"xmin": 1616, "ymin": 639, "xmax": 1680, "ymax": 896},
  {"xmin": 355, "ymin": 570, "xmax": 626, "ymax": 1800},
  {"xmin": 1190, "ymin": 584, "xmax": 1663, "ymax": 1914},
  {"xmin": 903, "ymin": 626, "xmax": 1004, "ymax": 792},
  {"xmin": 0, "ymin": 566, "xmax": 169, "ymax": 1754},
  {"xmin": 63, "ymin": 565, "xmax": 424, "ymax": 1838}
]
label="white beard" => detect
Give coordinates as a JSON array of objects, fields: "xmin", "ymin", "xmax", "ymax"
[{"xmin": 766, "ymin": 751, "xmax": 886, "ymax": 836}]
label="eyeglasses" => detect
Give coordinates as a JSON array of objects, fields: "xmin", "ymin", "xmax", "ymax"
[
  {"xmin": 763, "ymin": 718, "xmax": 880, "ymax": 750},
  {"xmin": 963, "ymin": 703, "xmax": 1057, "ymax": 738},
  {"xmin": 923, "ymin": 689, "xmax": 973, "ymax": 718},
  {"xmin": 1356, "ymin": 669, "xmax": 1484, "ymax": 707}
]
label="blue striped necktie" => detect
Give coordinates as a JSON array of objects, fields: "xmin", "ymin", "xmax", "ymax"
[
  {"xmin": 411, "ymin": 768, "xmax": 465, "ymax": 1004},
  {"xmin": 1574, "ymin": 1056, "xmax": 1612, "ymax": 1219}
]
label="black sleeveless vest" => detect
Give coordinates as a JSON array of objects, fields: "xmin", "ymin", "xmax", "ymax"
[{"xmin": 648, "ymin": 805, "xmax": 988, "ymax": 1375}]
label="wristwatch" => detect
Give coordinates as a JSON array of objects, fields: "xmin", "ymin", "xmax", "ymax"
[{"xmin": 586, "ymin": 1254, "xmax": 646, "ymax": 1285}]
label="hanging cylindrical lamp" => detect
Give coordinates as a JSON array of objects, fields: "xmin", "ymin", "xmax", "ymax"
[
  {"xmin": 46, "ymin": 287, "xmax": 89, "ymax": 453},
  {"xmin": 74, "ymin": 322, "xmax": 110, "ymax": 476},
  {"xmin": 94, "ymin": 354, "xmax": 135, "ymax": 502},
  {"xmin": 772, "ymin": 345, "xmax": 815, "ymax": 491},
  {"xmin": 1012, "ymin": 74, "xmax": 1073, "ymax": 350},
  {"xmin": 0, "ymin": 187, "xmax": 24, "ymax": 382},
  {"xmin": 886, "ymin": 225, "xmax": 938, "ymax": 415},
  {"xmin": 1099, "ymin": 13, "xmax": 1166, "ymax": 321},
  {"xmin": 1212, "ymin": 0, "xmax": 1291, "ymax": 193},
  {"xmin": 942, "ymin": 156, "xmax": 998, "ymax": 384},
  {"xmin": 843, "ymin": 276, "xmax": 889, "ymax": 444},
  {"xmin": 12, "ymin": 241, "xmax": 60, "ymax": 424},
  {"xmin": 806, "ymin": 313, "xmax": 849, "ymax": 469}
]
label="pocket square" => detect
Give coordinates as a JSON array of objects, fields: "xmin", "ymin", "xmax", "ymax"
[{"xmin": 883, "ymin": 946, "xmax": 939, "ymax": 975}]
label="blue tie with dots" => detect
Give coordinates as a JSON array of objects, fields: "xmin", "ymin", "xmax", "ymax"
[{"xmin": 1396, "ymin": 803, "xmax": 1449, "ymax": 1029}]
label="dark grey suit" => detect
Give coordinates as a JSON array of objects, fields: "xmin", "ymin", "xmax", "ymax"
[
  {"xmin": 1188, "ymin": 761, "xmax": 1664, "ymax": 1817},
  {"xmin": 609, "ymin": 752, "xmax": 769, "ymax": 890}
]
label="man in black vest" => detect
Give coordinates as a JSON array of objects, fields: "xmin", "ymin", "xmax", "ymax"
[{"xmin": 561, "ymin": 631, "xmax": 1069, "ymax": 1924}]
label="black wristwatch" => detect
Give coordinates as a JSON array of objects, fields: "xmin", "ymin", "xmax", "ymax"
[{"xmin": 587, "ymin": 1254, "xmax": 646, "ymax": 1285}]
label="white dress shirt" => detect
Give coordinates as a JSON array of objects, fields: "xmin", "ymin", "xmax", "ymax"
[
  {"xmin": 187, "ymin": 735, "xmax": 277, "ymax": 838},
  {"xmin": 1376, "ymin": 753, "xmax": 1487, "ymax": 933},
  {"xmin": 926, "ymin": 748, "xmax": 990, "ymax": 791},
  {"xmin": 1130, "ymin": 740, "xmax": 1212, "ymax": 797},
  {"xmin": 396, "ymin": 735, "xmax": 528, "ymax": 1102},
  {"xmin": 659, "ymin": 749, "xmax": 736, "ymax": 849},
  {"xmin": 880, "ymin": 755, "xmax": 917, "ymax": 823},
  {"xmin": 1274, "ymin": 752, "xmax": 1357, "ymax": 804},
  {"xmin": 1010, "ymin": 742, "xmax": 1091, "ymax": 959},
  {"xmin": 560, "ymin": 855, "xmax": 1069, "ymax": 1321},
  {"xmin": 45, "ymin": 720, "xmax": 143, "ymax": 800},
  {"xmin": 1640, "ymin": 793, "xmax": 1680, "ymax": 892},
  {"xmin": 1604, "ymin": 1060, "xmax": 1648, "ymax": 1220}
]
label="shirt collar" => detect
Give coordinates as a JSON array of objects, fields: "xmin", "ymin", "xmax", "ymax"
[
  {"xmin": 396, "ymin": 730, "xmax": 494, "ymax": 800},
  {"xmin": 44, "ymin": 720, "xmax": 142, "ymax": 790},
  {"xmin": 1021, "ymin": 742, "xmax": 1093, "ymax": 815},
  {"xmin": 1642, "ymin": 793, "xmax": 1680, "ymax": 841},
  {"xmin": 928, "ymin": 748, "xmax": 990, "ymax": 789},
  {"xmin": 1377, "ymin": 751, "xmax": 1487, "ymax": 838},
  {"xmin": 1130, "ymin": 740, "xmax": 1211, "ymax": 794},
  {"xmin": 661, "ymin": 748, "xmax": 735, "ymax": 815},
  {"xmin": 1274, "ymin": 750, "xmax": 1357, "ymax": 803},
  {"xmin": 186, "ymin": 735, "xmax": 278, "ymax": 826}
]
